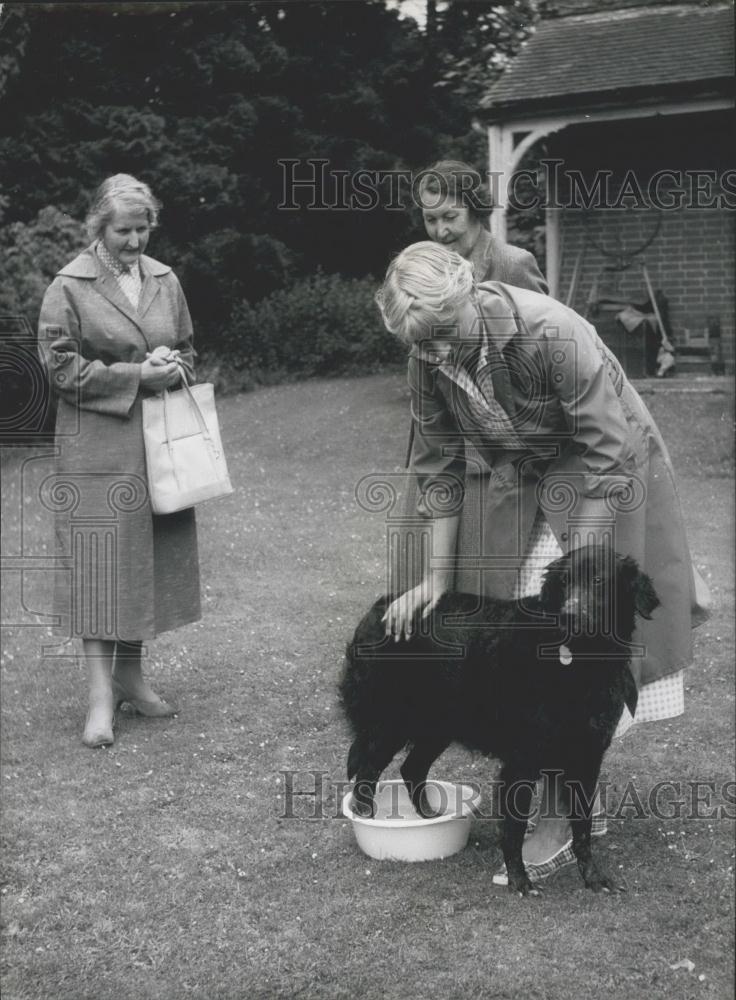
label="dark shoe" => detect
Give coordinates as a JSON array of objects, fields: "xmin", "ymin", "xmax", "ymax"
[{"xmin": 113, "ymin": 680, "xmax": 177, "ymax": 718}]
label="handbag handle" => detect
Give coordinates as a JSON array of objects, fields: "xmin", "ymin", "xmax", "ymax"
[{"xmin": 160, "ymin": 362, "xmax": 222, "ymax": 463}]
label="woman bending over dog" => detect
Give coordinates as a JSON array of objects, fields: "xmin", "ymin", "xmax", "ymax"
[{"xmin": 376, "ymin": 241, "xmax": 710, "ymax": 885}]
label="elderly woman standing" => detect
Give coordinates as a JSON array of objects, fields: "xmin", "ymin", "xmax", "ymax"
[
  {"xmin": 38, "ymin": 174, "xmax": 201, "ymax": 748},
  {"xmin": 378, "ymin": 242, "xmax": 709, "ymax": 884}
]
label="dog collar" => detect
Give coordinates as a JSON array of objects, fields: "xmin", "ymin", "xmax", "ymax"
[{"xmin": 559, "ymin": 644, "xmax": 572, "ymax": 666}]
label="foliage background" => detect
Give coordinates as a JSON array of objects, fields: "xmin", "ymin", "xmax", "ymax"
[{"xmin": 0, "ymin": 0, "xmax": 543, "ymax": 380}]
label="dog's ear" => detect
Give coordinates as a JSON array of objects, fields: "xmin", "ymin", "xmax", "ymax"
[
  {"xmin": 631, "ymin": 566, "xmax": 660, "ymax": 620},
  {"xmin": 622, "ymin": 669, "xmax": 639, "ymax": 717},
  {"xmin": 619, "ymin": 555, "xmax": 660, "ymax": 619},
  {"xmin": 635, "ymin": 572, "xmax": 660, "ymax": 619},
  {"xmin": 540, "ymin": 554, "xmax": 568, "ymax": 611}
]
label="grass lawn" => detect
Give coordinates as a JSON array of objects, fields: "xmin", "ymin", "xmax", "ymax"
[{"xmin": 1, "ymin": 373, "xmax": 734, "ymax": 1000}]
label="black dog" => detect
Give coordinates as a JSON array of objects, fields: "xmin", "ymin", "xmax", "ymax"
[{"xmin": 339, "ymin": 544, "xmax": 659, "ymax": 895}]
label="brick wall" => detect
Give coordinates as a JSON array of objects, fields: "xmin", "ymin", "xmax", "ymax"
[
  {"xmin": 547, "ymin": 112, "xmax": 735, "ymax": 371},
  {"xmin": 558, "ymin": 206, "xmax": 735, "ymax": 368}
]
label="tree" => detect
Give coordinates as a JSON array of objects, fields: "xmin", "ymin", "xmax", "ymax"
[
  {"xmin": 435, "ymin": 0, "xmax": 540, "ymax": 106},
  {"xmin": 0, "ymin": 207, "xmax": 86, "ymax": 323},
  {"xmin": 432, "ymin": 1, "xmax": 546, "ymax": 255},
  {"xmin": 0, "ymin": 1, "xmax": 546, "ymax": 347}
]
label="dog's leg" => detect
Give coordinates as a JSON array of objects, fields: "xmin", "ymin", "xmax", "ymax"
[
  {"xmin": 400, "ymin": 737, "xmax": 451, "ymax": 818},
  {"xmin": 564, "ymin": 767, "xmax": 621, "ymax": 893},
  {"xmin": 498, "ymin": 762, "xmax": 537, "ymax": 896},
  {"xmin": 347, "ymin": 731, "xmax": 405, "ymax": 819}
]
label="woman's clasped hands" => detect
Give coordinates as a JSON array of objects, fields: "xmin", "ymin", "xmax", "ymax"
[{"xmin": 140, "ymin": 345, "xmax": 183, "ymax": 391}]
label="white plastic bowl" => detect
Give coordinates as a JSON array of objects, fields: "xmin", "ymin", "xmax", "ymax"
[{"xmin": 342, "ymin": 779, "xmax": 481, "ymax": 862}]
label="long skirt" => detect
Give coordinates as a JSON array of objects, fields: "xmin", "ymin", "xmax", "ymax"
[{"xmin": 48, "ymin": 395, "xmax": 202, "ymax": 643}]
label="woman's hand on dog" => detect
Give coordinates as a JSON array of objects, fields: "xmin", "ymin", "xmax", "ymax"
[{"xmin": 382, "ymin": 578, "xmax": 444, "ymax": 641}]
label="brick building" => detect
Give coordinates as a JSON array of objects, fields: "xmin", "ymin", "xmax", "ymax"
[{"xmin": 479, "ymin": 1, "xmax": 735, "ymax": 374}]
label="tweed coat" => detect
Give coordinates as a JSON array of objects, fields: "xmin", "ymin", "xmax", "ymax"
[
  {"xmin": 38, "ymin": 244, "xmax": 201, "ymax": 641},
  {"xmin": 406, "ymin": 281, "xmax": 709, "ymax": 687},
  {"xmin": 468, "ymin": 228, "xmax": 549, "ymax": 293}
]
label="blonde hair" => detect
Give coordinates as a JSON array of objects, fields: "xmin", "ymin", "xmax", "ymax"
[
  {"xmin": 85, "ymin": 173, "xmax": 161, "ymax": 240},
  {"xmin": 375, "ymin": 241, "xmax": 475, "ymax": 345}
]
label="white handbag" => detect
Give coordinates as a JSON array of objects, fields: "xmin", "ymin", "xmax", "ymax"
[{"xmin": 142, "ymin": 371, "xmax": 233, "ymax": 514}]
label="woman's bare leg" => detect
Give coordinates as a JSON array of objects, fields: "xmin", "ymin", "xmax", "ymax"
[
  {"xmin": 82, "ymin": 639, "xmax": 115, "ymax": 746},
  {"xmin": 113, "ymin": 641, "xmax": 156, "ymax": 701},
  {"xmin": 113, "ymin": 641, "xmax": 176, "ymax": 715}
]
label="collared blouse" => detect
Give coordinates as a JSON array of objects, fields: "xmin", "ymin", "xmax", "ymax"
[
  {"xmin": 408, "ymin": 281, "xmax": 640, "ymax": 519},
  {"xmin": 96, "ymin": 240, "xmax": 143, "ymax": 309}
]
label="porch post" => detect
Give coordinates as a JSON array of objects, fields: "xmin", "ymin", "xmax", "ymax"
[
  {"xmin": 545, "ymin": 159, "xmax": 561, "ymax": 298},
  {"xmin": 488, "ymin": 123, "xmax": 510, "ymax": 242}
]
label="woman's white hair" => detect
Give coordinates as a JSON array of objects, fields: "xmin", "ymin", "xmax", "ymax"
[
  {"xmin": 85, "ymin": 173, "xmax": 161, "ymax": 241},
  {"xmin": 375, "ymin": 241, "xmax": 475, "ymax": 345}
]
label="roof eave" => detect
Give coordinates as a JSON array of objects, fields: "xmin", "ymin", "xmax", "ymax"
[{"xmin": 478, "ymin": 78, "xmax": 735, "ymax": 124}]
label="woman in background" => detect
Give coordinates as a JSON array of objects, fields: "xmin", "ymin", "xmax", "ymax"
[{"xmin": 416, "ymin": 158, "xmax": 547, "ymax": 292}]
